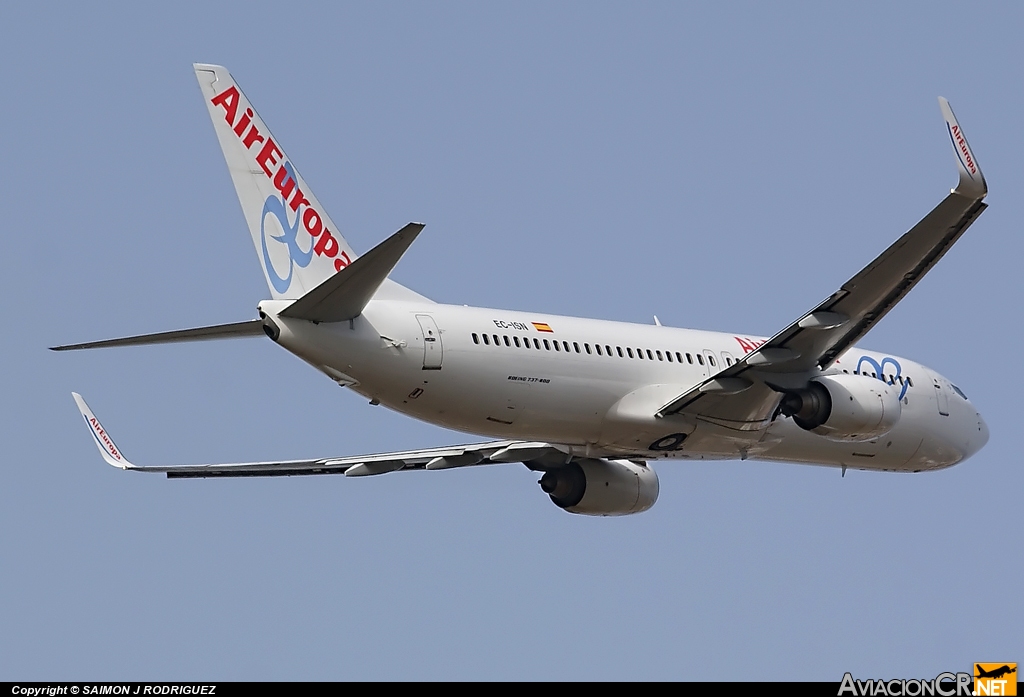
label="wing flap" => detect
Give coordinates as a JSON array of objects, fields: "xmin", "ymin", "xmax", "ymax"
[
  {"xmin": 769, "ymin": 192, "xmax": 986, "ymax": 373},
  {"xmin": 658, "ymin": 99, "xmax": 988, "ymax": 431},
  {"xmin": 71, "ymin": 393, "xmax": 577, "ymax": 478}
]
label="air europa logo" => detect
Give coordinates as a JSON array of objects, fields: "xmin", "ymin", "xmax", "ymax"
[
  {"xmin": 734, "ymin": 336, "xmax": 767, "ymax": 354},
  {"xmin": 85, "ymin": 415, "xmax": 121, "ymax": 462},
  {"xmin": 210, "ymin": 86, "xmax": 351, "ymax": 294},
  {"xmin": 857, "ymin": 355, "xmax": 908, "ymax": 400},
  {"xmin": 949, "ymin": 123, "xmax": 978, "ymax": 177}
]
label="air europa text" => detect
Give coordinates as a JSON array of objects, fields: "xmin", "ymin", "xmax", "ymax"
[{"xmin": 210, "ymin": 87, "xmax": 351, "ymax": 274}]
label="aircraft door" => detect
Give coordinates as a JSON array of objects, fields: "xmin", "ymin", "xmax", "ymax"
[
  {"xmin": 702, "ymin": 350, "xmax": 721, "ymax": 376},
  {"xmin": 930, "ymin": 372, "xmax": 950, "ymax": 416},
  {"xmin": 416, "ymin": 315, "xmax": 443, "ymax": 370}
]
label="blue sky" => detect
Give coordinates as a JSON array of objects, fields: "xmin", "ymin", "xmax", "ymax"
[{"xmin": 1, "ymin": 2, "xmax": 1020, "ymax": 680}]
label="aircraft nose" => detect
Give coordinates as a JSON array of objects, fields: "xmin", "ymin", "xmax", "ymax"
[{"xmin": 964, "ymin": 409, "xmax": 989, "ymax": 460}]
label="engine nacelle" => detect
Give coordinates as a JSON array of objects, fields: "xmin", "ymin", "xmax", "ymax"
[
  {"xmin": 538, "ymin": 459, "xmax": 659, "ymax": 516},
  {"xmin": 779, "ymin": 373, "xmax": 901, "ymax": 442}
]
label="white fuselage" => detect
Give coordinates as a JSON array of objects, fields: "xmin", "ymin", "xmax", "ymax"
[{"xmin": 260, "ymin": 297, "xmax": 988, "ymax": 474}]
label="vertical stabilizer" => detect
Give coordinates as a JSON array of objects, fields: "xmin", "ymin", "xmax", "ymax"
[{"xmin": 194, "ymin": 64, "xmax": 357, "ymax": 299}]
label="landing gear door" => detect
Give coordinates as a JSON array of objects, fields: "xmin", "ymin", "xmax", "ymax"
[{"xmin": 416, "ymin": 315, "xmax": 443, "ymax": 370}]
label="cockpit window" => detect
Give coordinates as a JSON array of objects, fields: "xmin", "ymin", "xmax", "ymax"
[{"xmin": 951, "ymin": 384, "xmax": 968, "ymax": 400}]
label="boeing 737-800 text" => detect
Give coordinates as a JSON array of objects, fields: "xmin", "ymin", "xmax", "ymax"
[{"xmin": 55, "ymin": 64, "xmax": 990, "ymax": 516}]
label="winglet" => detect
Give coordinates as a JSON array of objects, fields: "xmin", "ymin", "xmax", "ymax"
[
  {"xmin": 71, "ymin": 393, "xmax": 135, "ymax": 469},
  {"xmin": 939, "ymin": 97, "xmax": 987, "ymax": 199}
]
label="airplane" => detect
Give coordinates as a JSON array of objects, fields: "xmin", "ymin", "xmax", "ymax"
[
  {"xmin": 976, "ymin": 665, "xmax": 1016, "ymax": 680},
  {"xmin": 55, "ymin": 64, "xmax": 990, "ymax": 516}
]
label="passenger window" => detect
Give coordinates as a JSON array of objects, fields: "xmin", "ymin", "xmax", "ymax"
[
  {"xmin": 585, "ymin": 344, "xmax": 592, "ymax": 354},
  {"xmin": 627, "ymin": 348, "xmax": 634, "ymax": 358},
  {"xmin": 676, "ymin": 352, "xmax": 683, "ymax": 363},
  {"xmin": 493, "ymin": 335, "xmax": 500, "ymax": 346},
  {"xmin": 646, "ymin": 349, "xmax": 654, "ymax": 360},
  {"xmin": 482, "ymin": 334, "xmax": 490, "ymax": 345},
  {"xmin": 543, "ymin": 339, "xmax": 550, "ymax": 350},
  {"xmin": 553, "ymin": 340, "xmax": 560, "ymax": 351},
  {"xmin": 513, "ymin": 336, "xmax": 521, "ymax": 347},
  {"xmin": 907, "ymin": 377, "xmax": 914, "ymax": 387},
  {"xmin": 696, "ymin": 354, "xmax": 704, "ymax": 365},
  {"xmin": 563, "ymin": 341, "xmax": 571, "ymax": 352},
  {"xmin": 708, "ymin": 355, "xmax": 716, "ymax": 367},
  {"xmin": 573, "ymin": 342, "xmax": 581, "ymax": 353},
  {"xmin": 686, "ymin": 353, "xmax": 694, "ymax": 364},
  {"xmin": 617, "ymin": 347, "xmax": 624, "ymax": 358},
  {"xmin": 472, "ymin": 333, "xmax": 479, "ymax": 344},
  {"xmin": 666, "ymin": 351, "xmax": 672, "ymax": 362},
  {"xmin": 637, "ymin": 348, "xmax": 644, "ymax": 360},
  {"xmin": 606, "ymin": 345, "xmax": 613, "ymax": 356},
  {"xmin": 504, "ymin": 336, "xmax": 511, "ymax": 347},
  {"xmin": 596, "ymin": 344, "xmax": 603, "ymax": 356},
  {"xmin": 534, "ymin": 338, "xmax": 541, "ymax": 349}
]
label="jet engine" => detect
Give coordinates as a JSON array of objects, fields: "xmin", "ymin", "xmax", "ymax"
[
  {"xmin": 538, "ymin": 458, "xmax": 659, "ymax": 516},
  {"xmin": 779, "ymin": 373, "xmax": 901, "ymax": 442}
]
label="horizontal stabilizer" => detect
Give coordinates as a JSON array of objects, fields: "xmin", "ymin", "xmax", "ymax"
[
  {"xmin": 51, "ymin": 319, "xmax": 266, "ymax": 351},
  {"xmin": 280, "ymin": 223, "xmax": 424, "ymax": 323}
]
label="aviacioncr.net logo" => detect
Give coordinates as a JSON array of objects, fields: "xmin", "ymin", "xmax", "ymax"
[{"xmin": 839, "ymin": 672, "xmax": 973, "ymax": 696}]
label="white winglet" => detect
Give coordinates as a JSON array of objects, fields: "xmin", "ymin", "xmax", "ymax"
[
  {"xmin": 71, "ymin": 393, "xmax": 135, "ymax": 469},
  {"xmin": 939, "ymin": 97, "xmax": 987, "ymax": 199}
]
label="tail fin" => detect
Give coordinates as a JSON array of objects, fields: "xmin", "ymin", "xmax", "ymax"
[{"xmin": 194, "ymin": 64, "xmax": 357, "ymax": 299}]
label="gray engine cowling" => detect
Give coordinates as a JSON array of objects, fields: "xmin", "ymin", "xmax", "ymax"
[
  {"xmin": 779, "ymin": 373, "xmax": 901, "ymax": 442},
  {"xmin": 538, "ymin": 458, "xmax": 659, "ymax": 516}
]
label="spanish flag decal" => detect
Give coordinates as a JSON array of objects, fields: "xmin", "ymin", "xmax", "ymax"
[{"xmin": 532, "ymin": 322, "xmax": 554, "ymax": 333}]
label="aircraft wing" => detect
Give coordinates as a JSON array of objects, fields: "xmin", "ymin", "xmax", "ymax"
[
  {"xmin": 72, "ymin": 393, "xmax": 572, "ymax": 478},
  {"xmin": 659, "ymin": 98, "xmax": 988, "ymax": 428}
]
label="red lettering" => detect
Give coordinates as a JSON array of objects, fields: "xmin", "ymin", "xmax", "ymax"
[
  {"xmin": 302, "ymin": 208, "xmax": 322, "ymax": 237},
  {"xmin": 242, "ymin": 124, "xmax": 264, "ymax": 149},
  {"xmin": 210, "ymin": 87, "xmax": 240, "ymax": 125},
  {"xmin": 233, "ymin": 107, "xmax": 253, "ymax": 136},
  {"xmin": 273, "ymin": 165, "xmax": 296, "ymax": 200},
  {"xmin": 255, "ymin": 138, "xmax": 283, "ymax": 178},
  {"xmin": 735, "ymin": 337, "xmax": 756, "ymax": 354},
  {"xmin": 314, "ymin": 229, "xmax": 339, "ymax": 257},
  {"xmin": 289, "ymin": 188, "xmax": 310, "ymax": 212},
  {"xmin": 334, "ymin": 252, "xmax": 351, "ymax": 271}
]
